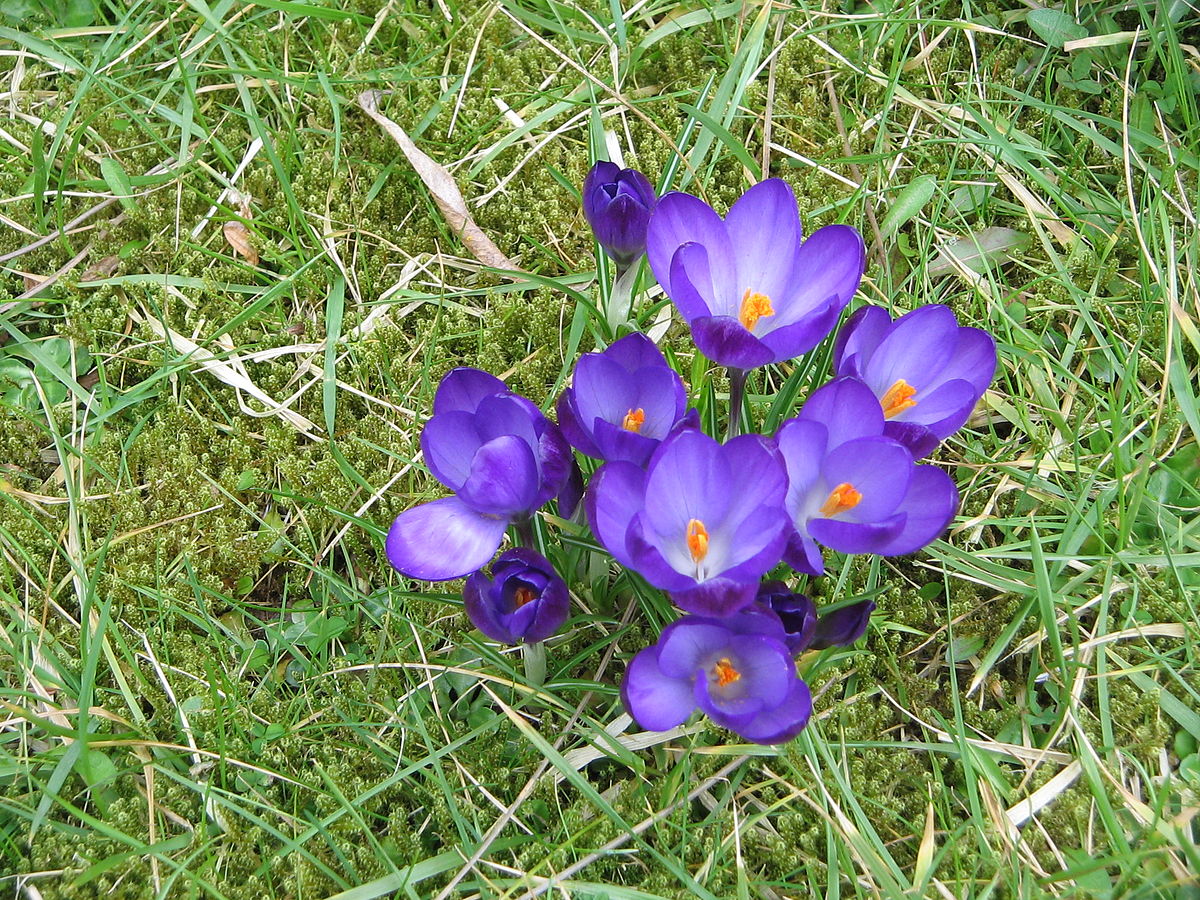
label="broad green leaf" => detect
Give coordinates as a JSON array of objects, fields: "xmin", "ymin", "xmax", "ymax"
[
  {"xmin": 929, "ymin": 226, "xmax": 1031, "ymax": 275},
  {"xmin": 880, "ymin": 175, "xmax": 937, "ymax": 238},
  {"xmin": 1026, "ymin": 9, "xmax": 1087, "ymax": 48},
  {"xmin": 99, "ymin": 157, "xmax": 137, "ymax": 210}
]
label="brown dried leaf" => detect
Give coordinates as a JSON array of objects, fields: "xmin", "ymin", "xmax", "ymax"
[
  {"xmin": 223, "ymin": 221, "xmax": 259, "ymax": 265},
  {"xmin": 356, "ymin": 90, "xmax": 520, "ymax": 272},
  {"xmin": 81, "ymin": 255, "xmax": 119, "ymax": 281}
]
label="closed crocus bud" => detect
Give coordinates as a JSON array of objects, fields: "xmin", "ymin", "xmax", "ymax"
[
  {"xmin": 464, "ymin": 548, "xmax": 569, "ymax": 645},
  {"xmin": 810, "ymin": 600, "xmax": 876, "ymax": 650},
  {"xmin": 583, "ymin": 161, "xmax": 657, "ymax": 267},
  {"xmin": 755, "ymin": 582, "xmax": 817, "ymax": 655}
]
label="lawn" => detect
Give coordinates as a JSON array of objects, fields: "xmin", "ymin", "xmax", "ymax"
[{"xmin": 1, "ymin": 0, "xmax": 1198, "ymax": 897}]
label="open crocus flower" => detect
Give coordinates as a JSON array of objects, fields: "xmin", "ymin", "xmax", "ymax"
[
  {"xmin": 756, "ymin": 582, "xmax": 875, "ymax": 654},
  {"xmin": 464, "ymin": 548, "xmax": 569, "ymax": 644},
  {"xmin": 586, "ymin": 429, "xmax": 790, "ymax": 616},
  {"xmin": 776, "ymin": 378, "xmax": 958, "ymax": 576},
  {"xmin": 583, "ymin": 161, "xmax": 657, "ymax": 268},
  {"xmin": 833, "ymin": 304, "xmax": 997, "ymax": 457},
  {"xmin": 621, "ymin": 612, "xmax": 812, "ymax": 744},
  {"xmin": 556, "ymin": 332, "xmax": 693, "ymax": 467},
  {"xmin": 386, "ymin": 369, "xmax": 574, "ymax": 581},
  {"xmin": 646, "ymin": 178, "xmax": 865, "ymax": 370}
]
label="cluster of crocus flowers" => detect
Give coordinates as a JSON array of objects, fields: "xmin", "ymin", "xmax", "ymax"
[{"xmin": 383, "ymin": 162, "xmax": 998, "ymax": 745}]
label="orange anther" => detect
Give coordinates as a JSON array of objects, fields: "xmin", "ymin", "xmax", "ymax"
[
  {"xmin": 880, "ymin": 379, "xmax": 918, "ymax": 419},
  {"xmin": 686, "ymin": 518, "xmax": 709, "ymax": 564},
  {"xmin": 738, "ymin": 289, "xmax": 775, "ymax": 332},
  {"xmin": 622, "ymin": 407, "xmax": 646, "ymax": 433},
  {"xmin": 819, "ymin": 482, "xmax": 863, "ymax": 517},
  {"xmin": 713, "ymin": 657, "xmax": 741, "ymax": 688},
  {"xmin": 514, "ymin": 587, "xmax": 537, "ymax": 608}
]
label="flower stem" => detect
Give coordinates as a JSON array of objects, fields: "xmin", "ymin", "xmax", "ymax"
[
  {"xmin": 605, "ymin": 260, "xmax": 638, "ymax": 335},
  {"xmin": 522, "ymin": 641, "xmax": 546, "ymax": 687},
  {"xmin": 514, "ymin": 517, "xmax": 535, "ymax": 549},
  {"xmin": 727, "ymin": 367, "xmax": 748, "ymax": 440}
]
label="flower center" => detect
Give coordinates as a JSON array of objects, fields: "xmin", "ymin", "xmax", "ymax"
[
  {"xmin": 819, "ymin": 482, "xmax": 862, "ymax": 517},
  {"xmin": 713, "ymin": 657, "xmax": 741, "ymax": 688},
  {"xmin": 739, "ymin": 289, "xmax": 774, "ymax": 332},
  {"xmin": 513, "ymin": 587, "xmax": 537, "ymax": 608},
  {"xmin": 880, "ymin": 379, "xmax": 918, "ymax": 419},
  {"xmin": 622, "ymin": 407, "xmax": 646, "ymax": 433},
  {"xmin": 686, "ymin": 518, "xmax": 709, "ymax": 563}
]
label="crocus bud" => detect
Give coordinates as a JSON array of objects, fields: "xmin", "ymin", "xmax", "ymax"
[
  {"xmin": 810, "ymin": 600, "xmax": 876, "ymax": 650},
  {"xmin": 463, "ymin": 548, "xmax": 569, "ymax": 645},
  {"xmin": 582, "ymin": 161, "xmax": 656, "ymax": 267},
  {"xmin": 756, "ymin": 581, "xmax": 817, "ymax": 655}
]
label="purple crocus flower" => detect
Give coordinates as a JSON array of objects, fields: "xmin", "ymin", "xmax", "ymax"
[
  {"xmin": 833, "ymin": 304, "xmax": 997, "ymax": 457},
  {"xmin": 386, "ymin": 368, "xmax": 574, "ymax": 581},
  {"xmin": 583, "ymin": 161, "xmax": 657, "ymax": 267},
  {"xmin": 756, "ymin": 583, "xmax": 876, "ymax": 653},
  {"xmin": 586, "ymin": 429, "xmax": 790, "ymax": 616},
  {"xmin": 776, "ymin": 378, "xmax": 959, "ymax": 576},
  {"xmin": 621, "ymin": 612, "xmax": 812, "ymax": 744},
  {"xmin": 464, "ymin": 548, "xmax": 569, "ymax": 644},
  {"xmin": 645, "ymin": 178, "xmax": 865, "ymax": 370},
  {"xmin": 556, "ymin": 332, "xmax": 692, "ymax": 468}
]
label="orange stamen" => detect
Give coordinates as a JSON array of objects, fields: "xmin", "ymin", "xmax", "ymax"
[
  {"xmin": 514, "ymin": 587, "xmax": 537, "ymax": 608},
  {"xmin": 713, "ymin": 657, "xmax": 741, "ymax": 688},
  {"xmin": 880, "ymin": 379, "xmax": 918, "ymax": 419},
  {"xmin": 622, "ymin": 407, "xmax": 646, "ymax": 433},
  {"xmin": 819, "ymin": 482, "xmax": 862, "ymax": 517},
  {"xmin": 686, "ymin": 518, "xmax": 709, "ymax": 563},
  {"xmin": 738, "ymin": 289, "xmax": 774, "ymax": 332}
]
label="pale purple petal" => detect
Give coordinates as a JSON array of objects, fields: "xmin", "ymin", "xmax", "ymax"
[
  {"xmin": 642, "ymin": 430, "xmax": 733, "ymax": 538},
  {"xmin": 833, "ymin": 305, "xmax": 890, "ymax": 377},
  {"xmin": 433, "ymin": 368, "xmax": 506, "ymax": 415},
  {"xmin": 935, "ymin": 327, "xmax": 997, "ymax": 395},
  {"xmin": 646, "ymin": 192, "xmax": 734, "ymax": 302},
  {"xmin": 666, "ymin": 241, "xmax": 720, "ymax": 321},
  {"xmin": 757, "ymin": 299, "xmax": 844, "ymax": 360},
  {"xmin": 657, "ymin": 619, "xmax": 734, "ymax": 678},
  {"xmin": 556, "ymin": 389, "xmax": 602, "ymax": 458},
  {"xmin": 819, "ymin": 437, "xmax": 913, "ymax": 521},
  {"xmin": 729, "ymin": 677, "xmax": 812, "ymax": 744},
  {"xmin": 784, "ymin": 529, "xmax": 825, "ymax": 576},
  {"xmin": 604, "ymin": 331, "xmax": 671, "ymax": 372},
  {"xmin": 457, "ymin": 435, "xmax": 539, "ymax": 516},
  {"xmin": 584, "ymin": 461, "xmax": 646, "ymax": 569},
  {"xmin": 386, "ymin": 497, "xmax": 508, "ymax": 581},
  {"xmin": 768, "ymin": 225, "xmax": 864, "ymax": 328},
  {"xmin": 622, "ymin": 647, "xmax": 697, "ymax": 731},
  {"xmin": 724, "ymin": 179, "xmax": 802, "ymax": 303},
  {"xmin": 571, "ymin": 353, "xmax": 637, "ymax": 428},
  {"xmin": 777, "ymin": 419, "xmax": 826, "ymax": 514},
  {"xmin": 591, "ymin": 418, "xmax": 659, "ymax": 468},
  {"xmin": 863, "ymin": 305, "xmax": 960, "ymax": 392},
  {"xmin": 421, "ymin": 411, "xmax": 479, "ymax": 491},
  {"xmin": 809, "ymin": 514, "xmax": 906, "ymax": 554},
  {"xmin": 796, "ymin": 377, "xmax": 885, "ymax": 450},
  {"xmin": 871, "ymin": 465, "xmax": 958, "ymax": 555}
]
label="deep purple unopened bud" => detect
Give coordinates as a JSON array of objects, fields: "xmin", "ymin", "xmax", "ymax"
[
  {"xmin": 755, "ymin": 582, "xmax": 816, "ymax": 655},
  {"xmin": 463, "ymin": 548, "xmax": 569, "ymax": 645},
  {"xmin": 583, "ymin": 161, "xmax": 657, "ymax": 267},
  {"xmin": 809, "ymin": 600, "xmax": 876, "ymax": 650}
]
